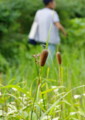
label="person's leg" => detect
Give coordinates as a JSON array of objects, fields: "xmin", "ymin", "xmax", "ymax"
[{"xmin": 47, "ymin": 44, "xmax": 56, "ymax": 64}]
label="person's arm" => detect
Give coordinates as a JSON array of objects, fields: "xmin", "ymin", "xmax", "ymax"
[{"xmin": 54, "ymin": 22, "xmax": 67, "ymax": 36}]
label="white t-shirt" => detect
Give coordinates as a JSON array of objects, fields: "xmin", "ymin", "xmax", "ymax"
[{"xmin": 34, "ymin": 8, "xmax": 60, "ymax": 44}]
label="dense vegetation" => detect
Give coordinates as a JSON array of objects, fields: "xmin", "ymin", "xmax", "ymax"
[
  {"xmin": 0, "ymin": 0, "xmax": 85, "ymax": 120},
  {"xmin": 0, "ymin": 0, "xmax": 85, "ymax": 68}
]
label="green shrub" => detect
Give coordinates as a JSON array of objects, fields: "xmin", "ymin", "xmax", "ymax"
[
  {"xmin": 0, "ymin": 54, "xmax": 9, "ymax": 72},
  {"xmin": 61, "ymin": 18, "xmax": 85, "ymax": 47},
  {"xmin": 0, "ymin": 0, "xmax": 85, "ymax": 72},
  {"xmin": 0, "ymin": 0, "xmax": 85, "ymax": 37}
]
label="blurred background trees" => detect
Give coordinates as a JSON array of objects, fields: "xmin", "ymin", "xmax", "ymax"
[
  {"xmin": 0, "ymin": 0, "xmax": 85, "ymax": 40},
  {"xmin": 0, "ymin": 0, "xmax": 85, "ymax": 72}
]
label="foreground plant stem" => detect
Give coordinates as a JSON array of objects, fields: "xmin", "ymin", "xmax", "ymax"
[
  {"xmin": 31, "ymin": 59, "xmax": 46, "ymax": 120},
  {"xmin": 31, "ymin": 59, "xmax": 39, "ymax": 120},
  {"xmin": 58, "ymin": 64, "xmax": 65, "ymax": 119},
  {"xmin": 38, "ymin": 67, "xmax": 46, "ymax": 110}
]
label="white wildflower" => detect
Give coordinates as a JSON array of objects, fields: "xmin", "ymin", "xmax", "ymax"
[
  {"xmin": 38, "ymin": 99, "xmax": 43, "ymax": 104},
  {"xmin": 52, "ymin": 117, "xmax": 59, "ymax": 120},
  {"xmin": 23, "ymin": 94, "xmax": 26, "ymax": 97},
  {"xmin": 70, "ymin": 112, "xmax": 78, "ymax": 116},
  {"xmin": 10, "ymin": 102, "xmax": 16, "ymax": 105},
  {"xmin": 12, "ymin": 88, "xmax": 17, "ymax": 91},
  {"xmin": 0, "ymin": 110, "xmax": 6, "ymax": 116},
  {"xmin": 7, "ymin": 103, "xmax": 17, "ymax": 115},
  {"xmin": 51, "ymin": 86, "xmax": 57, "ymax": 89},
  {"xmin": 0, "ymin": 92, "xmax": 2, "ymax": 96},
  {"xmin": 74, "ymin": 95, "xmax": 81, "ymax": 99},
  {"xmin": 19, "ymin": 96, "xmax": 28, "ymax": 104},
  {"xmin": 42, "ymin": 115, "xmax": 51, "ymax": 120},
  {"xmin": 54, "ymin": 89, "xmax": 59, "ymax": 93},
  {"xmin": 83, "ymin": 94, "xmax": 85, "ymax": 96},
  {"xmin": 51, "ymin": 86, "xmax": 59, "ymax": 94}
]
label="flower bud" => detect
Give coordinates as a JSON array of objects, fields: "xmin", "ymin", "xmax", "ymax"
[
  {"xmin": 56, "ymin": 52, "xmax": 62, "ymax": 65},
  {"xmin": 40, "ymin": 50, "xmax": 48, "ymax": 66}
]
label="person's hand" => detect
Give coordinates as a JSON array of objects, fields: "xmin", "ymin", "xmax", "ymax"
[{"xmin": 55, "ymin": 22, "xmax": 68, "ymax": 37}]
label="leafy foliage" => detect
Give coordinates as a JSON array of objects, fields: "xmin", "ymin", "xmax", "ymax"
[
  {"xmin": 0, "ymin": 1, "xmax": 85, "ymax": 119},
  {"xmin": 62, "ymin": 18, "xmax": 85, "ymax": 47},
  {"xmin": 0, "ymin": 0, "xmax": 85, "ymax": 36},
  {"xmin": 0, "ymin": 46, "xmax": 85, "ymax": 120},
  {"xmin": 0, "ymin": 0, "xmax": 85, "ymax": 70}
]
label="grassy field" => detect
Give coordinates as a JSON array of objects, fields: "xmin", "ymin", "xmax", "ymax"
[
  {"xmin": 0, "ymin": 44, "xmax": 85, "ymax": 120},
  {"xmin": 0, "ymin": 0, "xmax": 85, "ymax": 118}
]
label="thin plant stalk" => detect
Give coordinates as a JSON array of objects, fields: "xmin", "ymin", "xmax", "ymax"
[
  {"xmin": 31, "ymin": 58, "xmax": 46, "ymax": 120},
  {"xmin": 31, "ymin": 59, "xmax": 39, "ymax": 120}
]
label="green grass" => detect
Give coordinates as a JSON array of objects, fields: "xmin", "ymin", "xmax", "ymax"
[{"xmin": 0, "ymin": 45, "xmax": 85, "ymax": 120}]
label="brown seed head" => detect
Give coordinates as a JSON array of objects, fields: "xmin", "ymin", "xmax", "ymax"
[
  {"xmin": 56, "ymin": 52, "xmax": 62, "ymax": 65},
  {"xmin": 40, "ymin": 50, "xmax": 48, "ymax": 66}
]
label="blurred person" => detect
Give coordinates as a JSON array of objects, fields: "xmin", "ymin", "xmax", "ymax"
[{"xmin": 29, "ymin": 0, "xmax": 67, "ymax": 62}]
